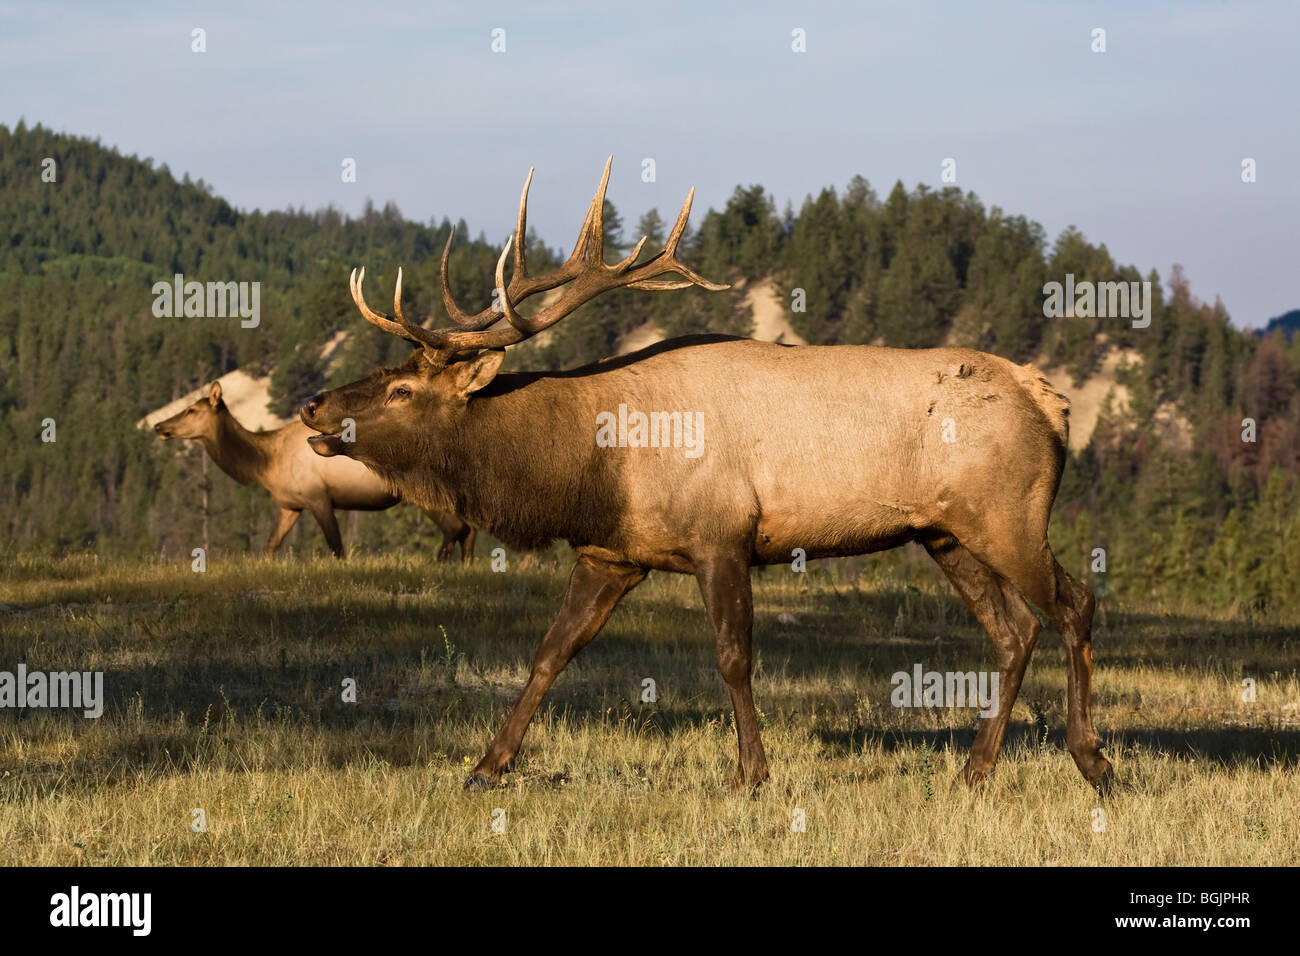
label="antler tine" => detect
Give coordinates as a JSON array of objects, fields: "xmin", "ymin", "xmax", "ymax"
[
  {"xmin": 438, "ymin": 166, "xmax": 543, "ymax": 330},
  {"xmin": 624, "ymin": 187, "xmax": 728, "ymax": 292},
  {"xmin": 554, "ymin": 190, "xmax": 596, "ymax": 276},
  {"xmin": 393, "ymin": 265, "xmax": 449, "ymax": 340},
  {"xmin": 351, "ymin": 267, "xmax": 412, "ymax": 339},
  {"xmin": 494, "ymin": 235, "xmax": 530, "ymax": 335},
  {"xmin": 511, "ymin": 167, "xmax": 534, "ymax": 281},
  {"xmin": 664, "ymin": 185, "xmax": 694, "ymax": 255},
  {"xmin": 350, "ymin": 266, "xmax": 448, "ymax": 349},
  {"xmin": 611, "ymin": 234, "xmax": 648, "ymax": 274},
  {"xmin": 584, "ymin": 155, "xmax": 613, "ymax": 266},
  {"xmin": 439, "ymin": 227, "xmax": 493, "ymax": 328},
  {"xmin": 416, "ymin": 226, "xmax": 575, "ymax": 353},
  {"xmin": 393, "ymin": 266, "xmax": 407, "ymax": 324}
]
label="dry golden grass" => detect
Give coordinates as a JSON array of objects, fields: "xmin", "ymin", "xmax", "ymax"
[{"xmin": 1, "ymin": 552, "xmax": 1297, "ymax": 865}]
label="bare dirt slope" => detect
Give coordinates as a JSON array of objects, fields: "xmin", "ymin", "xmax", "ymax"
[
  {"xmin": 1041, "ymin": 348, "xmax": 1137, "ymax": 452},
  {"xmin": 613, "ymin": 278, "xmax": 806, "ymax": 355},
  {"xmin": 138, "ymin": 369, "xmax": 287, "ymax": 432},
  {"xmin": 138, "ymin": 333, "xmax": 354, "ymax": 432}
]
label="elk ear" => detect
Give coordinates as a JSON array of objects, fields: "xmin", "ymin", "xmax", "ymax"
[
  {"xmin": 208, "ymin": 381, "xmax": 223, "ymax": 407},
  {"xmin": 448, "ymin": 350, "xmax": 505, "ymax": 399}
]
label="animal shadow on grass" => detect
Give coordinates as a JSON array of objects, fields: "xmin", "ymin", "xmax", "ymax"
[{"xmin": 4, "ymin": 585, "xmax": 1296, "ymax": 794}]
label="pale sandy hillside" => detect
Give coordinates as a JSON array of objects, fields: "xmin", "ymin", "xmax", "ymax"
[
  {"xmin": 138, "ymin": 369, "xmax": 288, "ymax": 432},
  {"xmin": 744, "ymin": 278, "xmax": 807, "ymax": 345},
  {"xmin": 612, "ymin": 277, "xmax": 805, "ymax": 355},
  {"xmin": 616, "ymin": 319, "xmax": 663, "ymax": 355},
  {"xmin": 1040, "ymin": 348, "xmax": 1137, "ymax": 453},
  {"xmin": 139, "ymin": 334, "xmax": 352, "ymax": 432},
  {"xmin": 1037, "ymin": 347, "xmax": 1192, "ymax": 452},
  {"xmin": 319, "ymin": 329, "xmax": 351, "ymax": 376}
]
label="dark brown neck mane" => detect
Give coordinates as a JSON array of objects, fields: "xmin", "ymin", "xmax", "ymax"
[{"xmin": 374, "ymin": 375, "xmax": 615, "ymax": 552}]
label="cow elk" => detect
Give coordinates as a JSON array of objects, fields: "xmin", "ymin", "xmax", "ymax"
[
  {"xmin": 154, "ymin": 383, "xmax": 475, "ymax": 562},
  {"xmin": 301, "ymin": 158, "xmax": 1111, "ymax": 794}
]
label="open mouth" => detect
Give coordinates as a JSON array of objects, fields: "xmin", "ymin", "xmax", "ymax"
[
  {"xmin": 301, "ymin": 408, "xmax": 346, "ymax": 457},
  {"xmin": 305, "ymin": 432, "xmax": 346, "ymax": 456}
]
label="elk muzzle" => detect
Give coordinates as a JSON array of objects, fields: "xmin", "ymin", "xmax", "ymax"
[{"xmin": 300, "ymin": 398, "xmax": 347, "ymax": 458}]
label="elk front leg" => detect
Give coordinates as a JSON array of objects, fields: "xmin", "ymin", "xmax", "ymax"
[
  {"xmin": 265, "ymin": 508, "xmax": 301, "ymax": 557},
  {"xmin": 420, "ymin": 508, "xmax": 462, "ymax": 564},
  {"xmin": 310, "ymin": 506, "xmax": 344, "ymax": 558},
  {"xmin": 460, "ymin": 526, "xmax": 476, "ymax": 566},
  {"xmin": 464, "ymin": 554, "xmax": 645, "ymax": 789},
  {"xmin": 696, "ymin": 555, "xmax": 768, "ymax": 790}
]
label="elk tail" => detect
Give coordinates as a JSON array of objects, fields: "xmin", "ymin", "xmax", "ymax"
[{"xmin": 1012, "ymin": 362, "xmax": 1070, "ymax": 450}]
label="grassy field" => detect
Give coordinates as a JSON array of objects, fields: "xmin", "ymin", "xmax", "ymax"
[{"xmin": 1, "ymin": 551, "xmax": 1297, "ymax": 866}]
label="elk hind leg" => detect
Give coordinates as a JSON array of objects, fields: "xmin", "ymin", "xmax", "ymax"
[
  {"xmin": 924, "ymin": 535, "xmax": 1041, "ymax": 787},
  {"xmin": 1050, "ymin": 561, "xmax": 1111, "ymax": 792},
  {"xmin": 961, "ymin": 531, "xmax": 1112, "ymax": 793}
]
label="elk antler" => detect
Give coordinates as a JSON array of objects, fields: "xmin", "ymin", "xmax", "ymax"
[
  {"xmin": 349, "ymin": 157, "xmax": 728, "ymax": 356},
  {"xmin": 350, "ymin": 266, "xmax": 425, "ymax": 344}
]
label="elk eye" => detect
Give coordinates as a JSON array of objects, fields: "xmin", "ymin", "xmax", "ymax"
[{"xmin": 392, "ymin": 385, "xmax": 412, "ymax": 400}]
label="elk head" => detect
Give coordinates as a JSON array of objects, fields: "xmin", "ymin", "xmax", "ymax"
[
  {"xmin": 300, "ymin": 158, "xmax": 726, "ymax": 475},
  {"xmin": 155, "ymin": 381, "xmax": 225, "ymax": 441}
]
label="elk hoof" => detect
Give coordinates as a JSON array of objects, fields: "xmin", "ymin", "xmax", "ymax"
[
  {"xmin": 730, "ymin": 767, "xmax": 769, "ymax": 793},
  {"xmin": 462, "ymin": 772, "xmax": 500, "ymax": 791},
  {"xmin": 1070, "ymin": 742, "xmax": 1114, "ymax": 796},
  {"xmin": 1089, "ymin": 759, "xmax": 1115, "ymax": 797},
  {"xmin": 959, "ymin": 763, "xmax": 992, "ymax": 789}
]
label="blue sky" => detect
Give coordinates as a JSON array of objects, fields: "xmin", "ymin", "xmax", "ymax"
[{"xmin": 3, "ymin": 0, "xmax": 1297, "ymax": 327}]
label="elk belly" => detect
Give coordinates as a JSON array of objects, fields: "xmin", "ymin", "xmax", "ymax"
[{"xmin": 753, "ymin": 504, "xmax": 918, "ymax": 564}]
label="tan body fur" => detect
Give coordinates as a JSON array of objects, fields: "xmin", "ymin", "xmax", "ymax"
[{"xmin": 421, "ymin": 338, "xmax": 1066, "ymax": 572}]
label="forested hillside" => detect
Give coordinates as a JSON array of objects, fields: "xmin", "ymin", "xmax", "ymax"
[
  {"xmin": 3, "ymin": 122, "xmax": 1298, "ymax": 616},
  {"xmin": 1262, "ymin": 309, "xmax": 1300, "ymax": 340}
]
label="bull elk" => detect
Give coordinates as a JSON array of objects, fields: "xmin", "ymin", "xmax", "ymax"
[
  {"xmin": 153, "ymin": 383, "xmax": 475, "ymax": 562},
  {"xmin": 301, "ymin": 158, "xmax": 1111, "ymax": 794}
]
